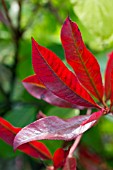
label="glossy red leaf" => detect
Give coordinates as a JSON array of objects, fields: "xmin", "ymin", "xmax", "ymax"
[
  {"xmin": 32, "ymin": 38, "xmax": 100, "ymax": 109},
  {"xmin": 0, "ymin": 117, "xmax": 52, "ymax": 160},
  {"xmin": 61, "ymin": 17, "xmax": 103, "ymax": 102},
  {"xmin": 53, "ymin": 148, "xmax": 68, "ymax": 169},
  {"xmin": 23, "ymin": 75, "xmax": 84, "ymax": 109},
  {"xmin": 13, "ymin": 110, "xmax": 103, "ymax": 150},
  {"xmin": 63, "ymin": 157, "xmax": 77, "ymax": 170},
  {"xmin": 110, "ymin": 69, "xmax": 113, "ymax": 107},
  {"xmin": 81, "ymin": 109, "xmax": 103, "ymax": 126},
  {"xmin": 105, "ymin": 51, "xmax": 113, "ymax": 101}
]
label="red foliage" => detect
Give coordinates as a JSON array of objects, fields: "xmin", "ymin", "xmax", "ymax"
[
  {"xmin": 1, "ymin": 17, "xmax": 113, "ymax": 169},
  {"xmin": 53, "ymin": 148, "xmax": 68, "ymax": 169},
  {"xmin": 61, "ymin": 17, "xmax": 103, "ymax": 102},
  {"xmin": 0, "ymin": 117, "xmax": 52, "ymax": 160},
  {"xmin": 105, "ymin": 52, "xmax": 113, "ymax": 101}
]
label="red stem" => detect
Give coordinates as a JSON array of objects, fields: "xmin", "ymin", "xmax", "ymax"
[
  {"xmin": 68, "ymin": 109, "xmax": 92, "ymax": 158},
  {"xmin": 68, "ymin": 134, "xmax": 82, "ymax": 158}
]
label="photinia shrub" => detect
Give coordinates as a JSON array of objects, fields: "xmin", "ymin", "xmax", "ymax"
[{"xmin": 0, "ymin": 17, "xmax": 113, "ymax": 169}]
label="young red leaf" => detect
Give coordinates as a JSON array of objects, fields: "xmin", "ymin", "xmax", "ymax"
[
  {"xmin": 13, "ymin": 110, "xmax": 103, "ymax": 150},
  {"xmin": 0, "ymin": 117, "xmax": 52, "ymax": 160},
  {"xmin": 110, "ymin": 69, "xmax": 113, "ymax": 107},
  {"xmin": 23, "ymin": 75, "xmax": 84, "ymax": 109},
  {"xmin": 81, "ymin": 109, "xmax": 103, "ymax": 126},
  {"xmin": 53, "ymin": 148, "xmax": 68, "ymax": 169},
  {"xmin": 105, "ymin": 51, "xmax": 113, "ymax": 101},
  {"xmin": 61, "ymin": 17, "xmax": 103, "ymax": 102},
  {"xmin": 32, "ymin": 38, "xmax": 100, "ymax": 109},
  {"xmin": 63, "ymin": 157, "xmax": 77, "ymax": 170}
]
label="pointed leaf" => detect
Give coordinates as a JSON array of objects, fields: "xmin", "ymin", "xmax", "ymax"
[
  {"xmin": 61, "ymin": 17, "xmax": 103, "ymax": 102},
  {"xmin": 81, "ymin": 109, "xmax": 103, "ymax": 126},
  {"xmin": 63, "ymin": 157, "xmax": 77, "ymax": 170},
  {"xmin": 0, "ymin": 117, "xmax": 52, "ymax": 160},
  {"xmin": 23, "ymin": 75, "xmax": 84, "ymax": 109},
  {"xmin": 13, "ymin": 110, "xmax": 103, "ymax": 150},
  {"xmin": 0, "ymin": 117, "xmax": 20, "ymax": 146},
  {"xmin": 53, "ymin": 148, "xmax": 68, "ymax": 169},
  {"xmin": 105, "ymin": 51, "xmax": 113, "ymax": 100},
  {"xmin": 32, "ymin": 38, "xmax": 99, "ymax": 108},
  {"xmin": 110, "ymin": 69, "xmax": 113, "ymax": 107}
]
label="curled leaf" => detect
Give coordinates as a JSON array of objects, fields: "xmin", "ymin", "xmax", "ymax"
[
  {"xmin": 13, "ymin": 110, "xmax": 103, "ymax": 150},
  {"xmin": 23, "ymin": 75, "xmax": 84, "ymax": 109}
]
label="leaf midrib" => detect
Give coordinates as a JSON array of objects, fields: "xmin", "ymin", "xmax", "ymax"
[
  {"xmin": 69, "ymin": 22, "xmax": 102, "ymax": 102},
  {"xmin": 33, "ymin": 41, "xmax": 97, "ymax": 107}
]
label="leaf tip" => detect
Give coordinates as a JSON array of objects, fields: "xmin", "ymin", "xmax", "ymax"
[
  {"xmin": 13, "ymin": 140, "xmax": 18, "ymax": 151},
  {"xmin": 31, "ymin": 37, "xmax": 35, "ymax": 44},
  {"xmin": 65, "ymin": 15, "xmax": 71, "ymax": 23}
]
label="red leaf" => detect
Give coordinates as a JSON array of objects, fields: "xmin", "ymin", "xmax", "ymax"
[
  {"xmin": 110, "ymin": 69, "xmax": 113, "ymax": 107},
  {"xmin": 61, "ymin": 17, "xmax": 103, "ymax": 102},
  {"xmin": 81, "ymin": 109, "xmax": 103, "ymax": 126},
  {"xmin": 105, "ymin": 51, "xmax": 113, "ymax": 101},
  {"xmin": 32, "ymin": 38, "xmax": 100, "ymax": 109},
  {"xmin": 13, "ymin": 110, "xmax": 103, "ymax": 150},
  {"xmin": 53, "ymin": 148, "xmax": 68, "ymax": 169},
  {"xmin": 0, "ymin": 117, "xmax": 52, "ymax": 160},
  {"xmin": 63, "ymin": 157, "xmax": 77, "ymax": 170},
  {"xmin": 23, "ymin": 75, "xmax": 84, "ymax": 109}
]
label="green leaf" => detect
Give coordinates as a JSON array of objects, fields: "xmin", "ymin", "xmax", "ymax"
[
  {"xmin": 46, "ymin": 106, "xmax": 80, "ymax": 119},
  {"xmin": 72, "ymin": 0, "xmax": 113, "ymax": 51},
  {"xmin": 0, "ymin": 140, "xmax": 20, "ymax": 158},
  {"xmin": 4, "ymin": 105, "xmax": 36, "ymax": 127}
]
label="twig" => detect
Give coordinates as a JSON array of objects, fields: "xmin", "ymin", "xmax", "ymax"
[
  {"xmin": 68, "ymin": 109, "xmax": 92, "ymax": 158},
  {"xmin": 68, "ymin": 134, "xmax": 82, "ymax": 158},
  {"xmin": 17, "ymin": 0, "xmax": 22, "ymax": 29},
  {"xmin": 22, "ymin": 3, "xmax": 41, "ymax": 32},
  {"xmin": 0, "ymin": 0, "xmax": 23, "ymax": 115},
  {"xmin": 9, "ymin": 0, "xmax": 23, "ymax": 98},
  {"xmin": 47, "ymin": 0, "xmax": 63, "ymax": 24},
  {"xmin": 1, "ymin": 0, "xmax": 15, "ymax": 32},
  {"xmin": 0, "ymin": 84, "xmax": 8, "ymax": 100}
]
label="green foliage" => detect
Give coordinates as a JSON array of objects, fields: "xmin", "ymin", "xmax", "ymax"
[{"xmin": 71, "ymin": 0, "xmax": 113, "ymax": 51}]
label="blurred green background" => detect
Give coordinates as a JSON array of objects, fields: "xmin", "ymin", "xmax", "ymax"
[{"xmin": 0, "ymin": 0, "xmax": 113, "ymax": 169}]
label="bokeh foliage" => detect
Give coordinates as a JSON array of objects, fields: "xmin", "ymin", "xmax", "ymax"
[{"xmin": 0, "ymin": 0, "xmax": 113, "ymax": 169}]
